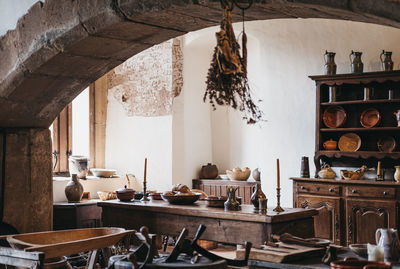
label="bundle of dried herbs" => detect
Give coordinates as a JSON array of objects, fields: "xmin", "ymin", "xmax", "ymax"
[{"xmin": 204, "ymin": 7, "xmax": 263, "ymax": 124}]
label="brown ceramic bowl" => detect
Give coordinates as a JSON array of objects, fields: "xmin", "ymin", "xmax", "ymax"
[
  {"xmin": 161, "ymin": 192, "xmax": 202, "ymax": 205},
  {"xmin": 330, "ymin": 258, "xmax": 391, "ymax": 269},
  {"xmin": 338, "ymin": 133, "xmax": 361, "ymax": 152},
  {"xmin": 377, "ymin": 136, "xmax": 396, "ymax": 153},
  {"xmin": 323, "ymin": 106, "xmax": 347, "ymax": 128},
  {"xmin": 205, "ymin": 196, "xmax": 226, "ymax": 208},
  {"xmin": 149, "ymin": 192, "xmax": 163, "ymax": 200},
  {"xmin": 360, "ymin": 108, "xmax": 381, "ymax": 128},
  {"xmin": 115, "ymin": 186, "xmax": 135, "ymax": 202}
]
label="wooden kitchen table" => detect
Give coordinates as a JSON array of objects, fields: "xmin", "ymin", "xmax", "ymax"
[{"xmin": 98, "ymin": 200, "xmax": 317, "ymax": 245}]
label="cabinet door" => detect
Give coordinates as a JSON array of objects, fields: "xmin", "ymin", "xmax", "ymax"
[
  {"xmin": 297, "ymin": 195, "xmax": 341, "ymax": 245},
  {"xmin": 346, "ymin": 199, "xmax": 397, "ymax": 245}
]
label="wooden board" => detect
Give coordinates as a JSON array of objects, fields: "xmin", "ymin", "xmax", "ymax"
[{"xmin": 236, "ymin": 243, "xmax": 325, "ymax": 263}]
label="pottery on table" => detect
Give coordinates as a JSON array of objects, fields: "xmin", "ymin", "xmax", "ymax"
[
  {"xmin": 250, "ymin": 183, "xmax": 266, "ymax": 209},
  {"xmin": 90, "ymin": 168, "xmax": 116, "ymax": 178},
  {"xmin": 252, "ymin": 168, "xmax": 261, "ymax": 181},
  {"xmin": 340, "ymin": 165, "xmax": 367, "ymax": 180},
  {"xmin": 65, "ymin": 174, "xmax": 84, "ymax": 203},
  {"xmin": 376, "ymin": 228, "xmax": 400, "ymax": 262},
  {"xmin": 161, "ymin": 192, "xmax": 201, "ymax": 205},
  {"xmin": 330, "ymin": 257, "xmax": 391, "ymax": 269},
  {"xmin": 224, "ymin": 186, "xmax": 240, "ymax": 211},
  {"xmin": 199, "ymin": 163, "xmax": 218, "ymax": 179},
  {"xmin": 323, "ymin": 106, "xmax": 347, "ymax": 128},
  {"xmin": 115, "ymin": 185, "xmax": 135, "ymax": 202},
  {"xmin": 69, "ymin": 155, "xmax": 89, "ymax": 179},
  {"xmin": 323, "ymin": 139, "xmax": 337, "ymax": 150},
  {"xmin": 226, "ymin": 167, "xmax": 251, "ymax": 181},
  {"xmin": 318, "ymin": 164, "xmax": 336, "ymax": 179},
  {"xmin": 349, "ymin": 244, "xmax": 368, "ymax": 258}
]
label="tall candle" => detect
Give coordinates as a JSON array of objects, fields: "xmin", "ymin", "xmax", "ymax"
[
  {"xmin": 277, "ymin": 158, "xmax": 280, "ymax": 189},
  {"xmin": 144, "ymin": 157, "xmax": 147, "ymax": 183}
]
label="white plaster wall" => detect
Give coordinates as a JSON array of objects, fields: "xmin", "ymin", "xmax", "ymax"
[
  {"xmin": 105, "ymin": 92, "xmax": 173, "ymax": 192},
  {"xmin": 0, "ymin": 0, "xmax": 40, "ymax": 36},
  {"xmin": 182, "ymin": 19, "xmax": 400, "ymax": 207}
]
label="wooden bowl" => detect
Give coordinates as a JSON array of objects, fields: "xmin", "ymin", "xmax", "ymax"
[
  {"xmin": 226, "ymin": 168, "xmax": 251, "ymax": 181},
  {"xmin": 161, "ymin": 192, "xmax": 202, "ymax": 205},
  {"xmin": 149, "ymin": 192, "xmax": 163, "ymax": 200},
  {"xmin": 377, "ymin": 136, "xmax": 396, "ymax": 152},
  {"xmin": 205, "ymin": 196, "xmax": 227, "ymax": 208},
  {"xmin": 348, "ymin": 244, "xmax": 368, "ymax": 258},
  {"xmin": 338, "ymin": 133, "xmax": 361, "ymax": 152},
  {"xmin": 360, "ymin": 108, "xmax": 380, "ymax": 128},
  {"xmin": 323, "ymin": 106, "xmax": 347, "ymax": 128}
]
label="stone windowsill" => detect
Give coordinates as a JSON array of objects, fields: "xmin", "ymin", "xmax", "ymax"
[{"xmin": 53, "ymin": 175, "xmax": 121, "ymax": 181}]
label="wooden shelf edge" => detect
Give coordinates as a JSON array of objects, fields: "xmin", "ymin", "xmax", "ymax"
[
  {"xmin": 320, "ymin": 127, "xmax": 400, "ymax": 132},
  {"xmin": 321, "ymin": 99, "xmax": 400, "ymax": 106},
  {"xmin": 316, "ymin": 150, "xmax": 400, "ymax": 159}
]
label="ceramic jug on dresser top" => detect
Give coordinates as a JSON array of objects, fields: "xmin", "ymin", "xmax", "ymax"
[{"xmin": 376, "ymin": 228, "xmax": 400, "ymax": 262}]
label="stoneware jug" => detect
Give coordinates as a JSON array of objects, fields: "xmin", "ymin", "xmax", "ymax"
[
  {"xmin": 224, "ymin": 186, "xmax": 240, "ymax": 211},
  {"xmin": 376, "ymin": 228, "xmax": 400, "ymax": 262},
  {"xmin": 199, "ymin": 163, "xmax": 218, "ymax": 179},
  {"xmin": 380, "ymin": 50, "xmax": 394, "ymax": 71},
  {"xmin": 69, "ymin": 155, "xmax": 89, "ymax": 179},
  {"xmin": 350, "ymin": 50, "xmax": 363, "ymax": 73},
  {"xmin": 394, "ymin": 109, "xmax": 400, "ymax": 127},
  {"xmin": 65, "ymin": 174, "xmax": 84, "ymax": 202},
  {"xmin": 395, "ymin": 166, "xmax": 400, "ymax": 183},
  {"xmin": 251, "ymin": 183, "xmax": 266, "ymax": 209},
  {"xmin": 252, "ymin": 168, "xmax": 261, "ymax": 181},
  {"xmin": 324, "ymin": 50, "xmax": 337, "ymax": 75}
]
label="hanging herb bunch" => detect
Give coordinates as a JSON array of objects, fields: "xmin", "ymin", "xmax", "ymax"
[{"xmin": 204, "ymin": 0, "xmax": 263, "ymax": 124}]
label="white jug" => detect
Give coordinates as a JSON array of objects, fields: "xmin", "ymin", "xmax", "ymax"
[{"xmin": 376, "ymin": 228, "xmax": 400, "ymax": 262}]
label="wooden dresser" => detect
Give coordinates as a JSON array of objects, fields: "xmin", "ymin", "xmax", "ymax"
[
  {"xmin": 292, "ymin": 177, "xmax": 400, "ymax": 246},
  {"xmin": 192, "ymin": 179, "xmax": 257, "ymax": 204}
]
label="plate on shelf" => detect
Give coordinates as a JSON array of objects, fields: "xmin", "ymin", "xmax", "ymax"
[
  {"xmin": 338, "ymin": 133, "xmax": 361, "ymax": 152},
  {"xmin": 377, "ymin": 136, "xmax": 396, "ymax": 152},
  {"xmin": 360, "ymin": 108, "xmax": 381, "ymax": 128},
  {"xmin": 323, "ymin": 106, "xmax": 347, "ymax": 128}
]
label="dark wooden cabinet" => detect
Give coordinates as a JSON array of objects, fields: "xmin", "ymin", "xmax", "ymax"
[
  {"xmin": 292, "ymin": 177, "xmax": 400, "ymax": 246},
  {"xmin": 53, "ymin": 200, "xmax": 102, "ymax": 230},
  {"xmin": 310, "ymin": 71, "xmax": 400, "ymax": 174},
  {"xmin": 346, "ymin": 199, "xmax": 396, "ymax": 244},
  {"xmin": 297, "ymin": 195, "xmax": 341, "ymax": 245},
  {"xmin": 192, "ymin": 179, "xmax": 257, "ymax": 204}
]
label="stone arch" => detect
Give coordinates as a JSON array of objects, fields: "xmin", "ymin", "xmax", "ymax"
[{"xmin": 1, "ymin": 0, "xmax": 400, "ymax": 128}]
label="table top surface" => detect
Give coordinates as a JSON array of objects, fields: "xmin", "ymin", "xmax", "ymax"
[
  {"xmin": 97, "ymin": 200, "xmax": 317, "ymax": 223},
  {"xmin": 54, "ymin": 199, "xmax": 101, "ymax": 207},
  {"xmin": 291, "ymin": 177, "xmax": 400, "ymax": 186}
]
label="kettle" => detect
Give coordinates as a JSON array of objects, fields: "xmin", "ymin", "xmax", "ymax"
[
  {"xmin": 318, "ymin": 164, "xmax": 336, "ymax": 179},
  {"xmin": 376, "ymin": 228, "xmax": 400, "ymax": 262}
]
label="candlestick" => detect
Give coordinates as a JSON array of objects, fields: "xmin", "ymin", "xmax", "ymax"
[
  {"xmin": 141, "ymin": 158, "xmax": 150, "ymax": 202},
  {"xmin": 273, "ymin": 187, "xmax": 284, "ymax": 213},
  {"xmin": 277, "ymin": 158, "xmax": 280, "ymax": 189}
]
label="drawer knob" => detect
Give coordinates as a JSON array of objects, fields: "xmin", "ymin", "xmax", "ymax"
[
  {"xmin": 329, "ymin": 188, "xmax": 334, "ymax": 192},
  {"xmin": 352, "ymin": 189, "xmax": 357, "ymax": 194},
  {"xmin": 300, "ymin": 186, "xmax": 306, "ymax": 190},
  {"xmin": 316, "ymin": 186, "xmax": 320, "ymax": 191},
  {"xmin": 383, "ymin": 191, "xmax": 388, "ymax": 196}
]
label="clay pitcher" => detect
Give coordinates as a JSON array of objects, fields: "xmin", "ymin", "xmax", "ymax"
[
  {"xmin": 380, "ymin": 50, "xmax": 394, "ymax": 71},
  {"xmin": 350, "ymin": 50, "xmax": 363, "ymax": 73},
  {"xmin": 199, "ymin": 163, "xmax": 218, "ymax": 179},
  {"xmin": 251, "ymin": 183, "xmax": 266, "ymax": 209},
  {"xmin": 224, "ymin": 186, "xmax": 240, "ymax": 211},
  {"xmin": 65, "ymin": 174, "xmax": 84, "ymax": 202},
  {"xmin": 394, "ymin": 109, "xmax": 400, "ymax": 127},
  {"xmin": 324, "ymin": 51, "xmax": 337, "ymax": 75},
  {"xmin": 376, "ymin": 228, "xmax": 400, "ymax": 262}
]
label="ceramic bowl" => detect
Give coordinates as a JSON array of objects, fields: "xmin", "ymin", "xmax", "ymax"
[
  {"xmin": 330, "ymin": 258, "xmax": 391, "ymax": 269},
  {"xmin": 360, "ymin": 108, "xmax": 381, "ymax": 128},
  {"xmin": 205, "ymin": 196, "xmax": 227, "ymax": 208},
  {"xmin": 338, "ymin": 133, "xmax": 361, "ymax": 152},
  {"xmin": 115, "ymin": 186, "xmax": 135, "ymax": 202},
  {"xmin": 219, "ymin": 174, "xmax": 229, "ymax": 180},
  {"xmin": 91, "ymin": 168, "xmax": 116, "ymax": 178},
  {"xmin": 97, "ymin": 191, "xmax": 117, "ymax": 201},
  {"xmin": 323, "ymin": 106, "xmax": 347, "ymax": 128},
  {"xmin": 226, "ymin": 168, "xmax": 251, "ymax": 181},
  {"xmin": 377, "ymin": 136, "xmax": 396, "ymax": 153},
  {"xmin": 149, "ymin": 192, "xmax": 163, "ymax": 200},
  {"xmin": 349, "ymin": 244, "xmax": 368, "ymax": 258},
  {"xmin": 161, "ymin": 192, "xmax": 202, "ymax": 205}
]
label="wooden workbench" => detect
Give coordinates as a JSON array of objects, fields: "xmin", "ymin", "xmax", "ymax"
[{"xmin": 98, "ymin": 200, "xmax": 317, "ymax": 245}]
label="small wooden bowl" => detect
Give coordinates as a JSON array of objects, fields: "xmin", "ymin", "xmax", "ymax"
[
  {"xmin": 161, "ymin": 193, "xmax": 202, "ymax": 205},
  {"xmin": 149, "ymin": 192, "xmax": 163, "ymax": 200},
  {"xmin": 360, "ymin": 108, "xmax": 380, "ymax": 128},
  {"xmin": 378, "ymin": 136, "xmax": 396, "ymax": 153},
  {"xmin": 205, "ymin": 196, "xmax": 227, "ymax": 208},
  {"xmin": 323, "ymin": 106, "xmax": 347, "ymax": 128}
]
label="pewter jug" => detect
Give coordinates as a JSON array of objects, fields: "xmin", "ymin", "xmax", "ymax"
[
  {"xmin": 324, "ymin": 51, "xmax": 337, "ymax": 75},
  {"xmin": 350, "ymin": 50, "xmax": 363, "ymax": 73},
  {"xmin": 380, "ymin": 50, "xmax": 394, "ymax": 71},
  {"xmin": 376, "ymin": 228, "xmax": 400, "ymax": 262},
  {"xmin": 224, "ymin": 186, "xmax": 240, "ymax": 211},
  {"xmin": 251, "ymin": 183, "xmax": 266, "ymax": 209}
]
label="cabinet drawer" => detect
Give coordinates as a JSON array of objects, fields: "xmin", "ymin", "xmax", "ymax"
[
  {"xmin": 345, "ymin": 186, "xmax": 395, "ymax": 199},
  {"xmin": 297, "ymin": 182, "xmax": 340, "ymax": 196}
]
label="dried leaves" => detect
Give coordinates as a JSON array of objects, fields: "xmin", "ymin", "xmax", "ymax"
[{"xmin": 204, "ymin": 8, "xmax": 263, "ymax": 124}]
